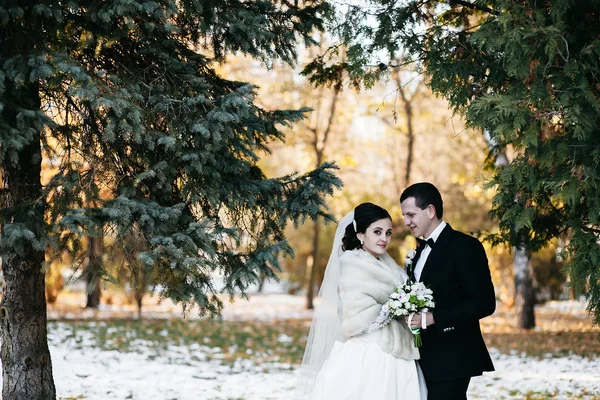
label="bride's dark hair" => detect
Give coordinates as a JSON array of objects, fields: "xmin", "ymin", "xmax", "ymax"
[{"xmin": 341, "ymin": 202, "xmax": 392, "ymax": 251}]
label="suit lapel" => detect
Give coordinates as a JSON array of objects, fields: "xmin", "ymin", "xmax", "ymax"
[
  {"xmin": 408, "ymin": 244, "xmax": 426, "ymax": 281},
  {"xmin": 420, "ymin": 224, "xmax": 453, "ymax": 283}
]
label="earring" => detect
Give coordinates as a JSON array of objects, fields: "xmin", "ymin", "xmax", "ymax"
[{"xmin": 360, "ymin": 239, "xmax": 364, "ymax": 245}]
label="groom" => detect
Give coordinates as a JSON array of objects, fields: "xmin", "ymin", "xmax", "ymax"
[{"xmin": 400, "ymin": 182, "xmax": 495, "ymax": 400}]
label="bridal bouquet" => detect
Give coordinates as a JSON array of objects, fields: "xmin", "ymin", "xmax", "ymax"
[{"xmin": 386, "ymin": 281, "xmax": 435, "ymax": 347}]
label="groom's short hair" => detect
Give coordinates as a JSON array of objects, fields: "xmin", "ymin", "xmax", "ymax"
[{"xmin": 400, "ymin": 182, "xmax": 443, "ymax": 219}]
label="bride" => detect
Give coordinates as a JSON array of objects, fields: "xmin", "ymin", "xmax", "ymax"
[{"xmin": 295, "ymin": 202, "xmax": 427, "ymax": 399}]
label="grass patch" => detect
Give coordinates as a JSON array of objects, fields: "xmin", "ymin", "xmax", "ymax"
[
  {"xmin": 49, "ymin": 318, "xmax": 310, "ymax": 366},
  {"xmin": 484, "ymin": 331, "xmax": 600, "ymax": 359}
]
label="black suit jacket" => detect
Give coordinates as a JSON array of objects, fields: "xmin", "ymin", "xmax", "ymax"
[{"xmin": 417, "ymin": 224, "xmax": 495, "ymax": 382}]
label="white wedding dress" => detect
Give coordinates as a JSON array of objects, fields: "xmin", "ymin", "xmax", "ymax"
[
  {"xmin": 296, "ymin": 211, "xmax": 427, "ymax": 400},
  {"xmin": 310, "ymin": 329, "xmax": 427, "ymax": 400}
]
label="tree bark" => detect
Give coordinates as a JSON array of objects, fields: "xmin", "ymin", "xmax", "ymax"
[
  {"xmin": 85, "ymin": 235, "xmax": 103, "ymax": 309},
  {"xmin": 257, "ymin": 273, "xmax": 266, "ymax": 293},
  {"xmin": 0, "ymin": 81, "xmax": 56, "ymax": 398},
  {"xmin": 305, "ymin": 220, "xmax": 321, "ymax": 309},
  {"xmin": 514, "ymin": 246, "xmax": 536, "ymax": 329},
  {"xmin": 135, "ymin": 290, "xmax": 144, "ymax": 320}
]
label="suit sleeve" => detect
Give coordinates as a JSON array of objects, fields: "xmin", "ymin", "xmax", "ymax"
[{"xmin": 432, "ymin": 237, "xmax": 496, "ymax": 332}]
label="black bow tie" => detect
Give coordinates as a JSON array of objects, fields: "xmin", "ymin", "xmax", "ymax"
[{"xmin": 417, "ymin": 237, "xmax": 436, "ymax": 248}]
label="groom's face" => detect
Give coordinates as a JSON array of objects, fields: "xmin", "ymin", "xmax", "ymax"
[{"xmin": 400, "ymin": 197, "xmax": 436, "ymax": 238}]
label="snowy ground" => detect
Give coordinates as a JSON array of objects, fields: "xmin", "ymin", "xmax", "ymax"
[
  {"xmin": 49, "ymin": 340, "xmax": 600, "ymax": 400},
  {"xmin": 4, "ymin": 293, "xmax": 600, "ymax": 399}
]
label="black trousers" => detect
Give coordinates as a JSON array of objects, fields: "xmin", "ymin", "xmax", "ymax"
[{"xmin": 425, "ymin": 377, "xmax": 471, "ymax": 400}]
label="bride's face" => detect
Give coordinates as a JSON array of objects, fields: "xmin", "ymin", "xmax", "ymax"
[{"xmin": 358, "ymin": 218, "xmax": 393, "ymax": 258}]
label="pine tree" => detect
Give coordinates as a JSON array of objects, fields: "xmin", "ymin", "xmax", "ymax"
[
  {"xmin": 0, "ymin": 1, "xmax": 339, "ymax": 398},
  {"xmin": 307, "ymin": 0, "xmax": 600, "ymax": 324}
]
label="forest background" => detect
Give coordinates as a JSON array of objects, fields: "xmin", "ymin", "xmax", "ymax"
[{"xmin": 40, "ymin": 45, "xmax": 564, "ymax": 319}]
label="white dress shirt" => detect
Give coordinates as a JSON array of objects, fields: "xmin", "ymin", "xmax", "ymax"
[{"xmin": 414, "ymin": 220, "xmax": 447, "ymax": 281}]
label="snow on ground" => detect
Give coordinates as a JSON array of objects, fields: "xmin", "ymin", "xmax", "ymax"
[
  {"xmin": 3, "ymin": 295, "xmax": 600, "ymax": 399},
  {"xmin": 48, "ymin": 340, "xmax": 600, "ymax": 400}
]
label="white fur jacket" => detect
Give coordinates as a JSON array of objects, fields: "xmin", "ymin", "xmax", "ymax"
[{"xmin": 338, "ymin": 249, "xmax": 420, "ymax": 360}]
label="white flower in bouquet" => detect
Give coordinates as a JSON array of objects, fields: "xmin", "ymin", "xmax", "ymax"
[{"xmin": 386, "ymin": 280, "xmax": 435, "ymax": 347}]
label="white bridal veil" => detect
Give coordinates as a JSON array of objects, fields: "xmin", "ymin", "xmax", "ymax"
[{"xmin": 293, "ymin": 211, "xmax": 354, "ymax": 399}]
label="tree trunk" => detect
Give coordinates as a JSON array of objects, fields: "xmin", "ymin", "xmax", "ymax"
[
  {"xmin": 257, "ymin": 273, "xmax": 266, "ymax": 293},
  {"xmin": 135, "ymin": 290, "xmax": 143, "ymax": 320},
  {"xmin": 0, "ymin": 82, "xmax": 56, "ymax": 398},
  {"xmin": 85, "ymin": 235, "xmax": 103, "ymax": 308},
  {"xmin": 402, "ymin": 90, "xmax": 415, "ymax": 187},
  {"xmin": 514, "ymin": 246, "xmax": 536, "ymax": 329},
  {"xmin": 305, "ymin": 219, "xmax": 321, "ymax": 310},
  {"xmin": 390, "ymin": 63, "xmax": 421, "ymax": 191},
  {"xmin": 304, "ymin": 86, "xmax": 338, "ymax": 310},
  {"xmin": 483, "ymin": 130, "xmax": 536, "ymax": 329}
]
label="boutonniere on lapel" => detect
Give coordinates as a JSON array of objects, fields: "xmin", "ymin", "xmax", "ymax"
[{"xmin": 404, "ymin": 249, "xmax": 417, "ymax": 274}]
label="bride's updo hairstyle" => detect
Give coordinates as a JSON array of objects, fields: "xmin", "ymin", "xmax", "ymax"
[{"xmin": 341, "ymin": 202, "xmax": 392, "ymax": 251}]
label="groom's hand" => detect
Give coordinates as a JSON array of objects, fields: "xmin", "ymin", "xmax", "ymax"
[{"xmin": 405, "ymin": 312, "xmax": 435, "ymax": 329}]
